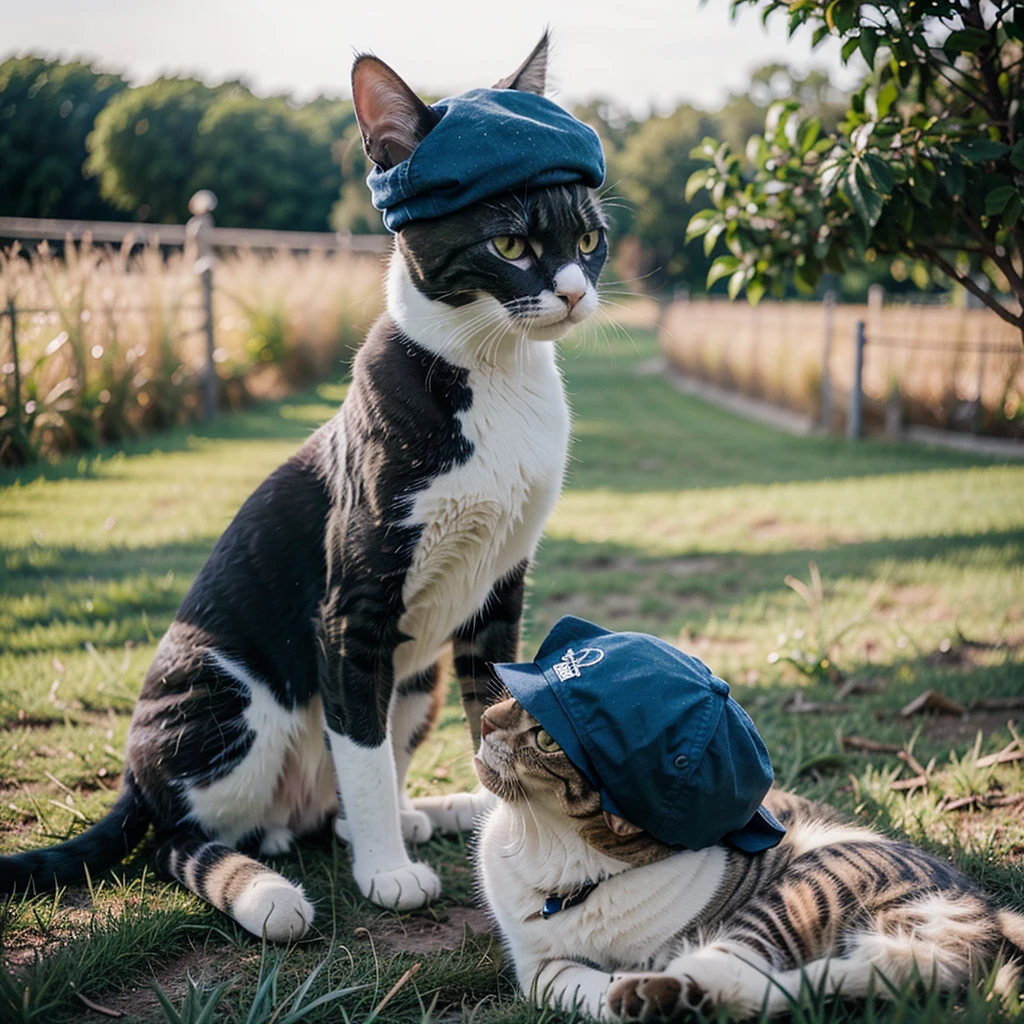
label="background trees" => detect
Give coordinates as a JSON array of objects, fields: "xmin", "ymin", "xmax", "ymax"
[
  {"xmin": 0, "ymin": 57, "xmax": 126, "ymax": 218},
  {"xmin": 689, "ymin": 0, "xmax": 1024, "ymax": 339}
]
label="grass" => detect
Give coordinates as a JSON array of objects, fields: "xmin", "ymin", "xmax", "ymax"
[{"xmin": 1, "ymin": 325, "xmax": 1023, "ymax": 1023}]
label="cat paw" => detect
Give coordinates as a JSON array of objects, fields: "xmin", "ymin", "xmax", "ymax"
[
  {"xmin": 259, "ymin": 826, "xmax": 294, "ymax": 856},
  {"xmin": 357, "ymin": 862, "xmax": 441, "ymax": 910},
  {"xmin": 412, "ymin": 789, "xmax": 497, "ymax": 834},
  {"xmin": 233, "ymin": 874, "xmax": 314, "ymax": 943},
  {"xmin": 607, "ymin": 972, "xmax": 710, "ymax": 1021},
  {"xmin": 400, "ymin": 809, "xmax": 433, "ymax": 843}
]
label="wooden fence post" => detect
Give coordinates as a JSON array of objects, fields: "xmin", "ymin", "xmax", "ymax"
[
  {"xmin": 974, "ymin": 345, "xmax": 987, "ymax": 434},
  {"xmin": 820, "ymin": 290, "xmax": 835, "ymax": 430},
  {"xmin": 6, "ymin": 299, "xmax": 20, "ymax": 433},
  {"xmin": 187, "ymin": 190, "xmax": 218, "ymax": 420},
  {"xmin": 848, "ymin": 320, "xmax": 866, "ymax": 440}
]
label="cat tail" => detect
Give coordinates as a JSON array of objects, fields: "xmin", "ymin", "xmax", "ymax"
[
  {"xmin": 0, "ymin": 769, "xmax": 150, "ymax": 896},
  {"xmin": 157, "ymin": 834, "xmax": 314, "ymax": 942}
]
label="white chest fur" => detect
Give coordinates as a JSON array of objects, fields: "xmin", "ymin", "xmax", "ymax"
[
  {"xmin": 386, "ymin": 257, "xmax": 571, "ymax": 683},
  {"xmin": 395, "ymin": 350, "xmax": 569, "ymax": 681}
]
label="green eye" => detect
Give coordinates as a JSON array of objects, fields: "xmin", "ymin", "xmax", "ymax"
[
  {"xmin": 493, "ymin": 235, "xmax": 528, "ymax": 260},
  {"xmin": 579, "ymin": 230, "xmax": 601, "ymax": 255},
  {"xmin": 536, "ymin": 729, "xmax": 561, "ymax": 753}
]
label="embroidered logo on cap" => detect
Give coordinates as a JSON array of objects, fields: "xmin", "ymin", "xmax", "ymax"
[{"xmin": 552, "ymin": 647, "xmax": 605, "ymax": 681}]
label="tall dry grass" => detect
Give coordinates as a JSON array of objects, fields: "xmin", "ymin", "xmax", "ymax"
[
  {"xmin": 0, "ymin": 240, "xmax": 385, "ymax": 465},
  {"xmin": 660, "ymin": 298, "xmax": 1024, "ymax": 437}
]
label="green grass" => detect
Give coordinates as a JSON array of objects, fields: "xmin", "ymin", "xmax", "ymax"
[{"xmin": 1, "ymin": 328, "xmax": 1023, "ymax": 1023}]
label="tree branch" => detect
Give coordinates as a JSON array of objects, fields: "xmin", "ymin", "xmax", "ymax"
[
  {"xmin": 915, "ymin": 242, "xmax": 1024, "ymax": 338},
  {"xmin": 958, "ymin": 212, "xmax": 1024, "ymax": 297}
]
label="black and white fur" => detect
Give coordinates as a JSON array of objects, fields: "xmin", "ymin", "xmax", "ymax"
[{"xmin": 0, "ymin": 34, "xmax": 609, "ymax": 940}]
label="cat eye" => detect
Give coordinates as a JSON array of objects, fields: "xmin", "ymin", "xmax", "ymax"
[
  {"xmin": 536, "ymin": 729, "xmax": 561, "ymax": 753},
  {"xmin": 492, "ymin": 235, "xmax": 528, "ymax": 261},
  {"xmin": 578, "ymin": 230, "xmax": 602, "ymax": 255}
]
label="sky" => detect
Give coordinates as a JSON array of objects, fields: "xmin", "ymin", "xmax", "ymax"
[{"xmin": 2, "ymin": 0, "xmax": 863, "ymax": 113}]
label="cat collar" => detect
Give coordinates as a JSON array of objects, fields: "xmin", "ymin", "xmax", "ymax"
[
  {"xmin": 538, "ymin": 878, "xmax": 600, "ymax": 920},
  {"xmin": 367, "ymin": 88, "xmax": 605, "ymax": 232}
]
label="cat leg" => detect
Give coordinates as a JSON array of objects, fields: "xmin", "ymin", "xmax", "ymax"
[
  {"xmin": 319, "ymin": 604, "xmax": 440, "ymax": 910},
  {"xmin": 525, "ymin": 956, "xmax": 612, "ymax": 1019},
  {"xmin": 159, "ymin": 834, "xmax": 313, "ymax": 942},
  {"xmin": 411, "ymin": 562, "xmax": 526, "ymax": 835},
  {"xmin": 452, "ymin": 559, "xmax": 527, "ymax": 748},
  {"xmin": 393, "ymin": 663, "xmax": 446, "ymax": 842}
]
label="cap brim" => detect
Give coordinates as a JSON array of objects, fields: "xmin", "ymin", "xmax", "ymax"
[
  {"xmin": 487, "ymin": 659, "xmax": 598, "ymax": 787},
  {"xmin": 723, "ymin": 804, "xmax": 787, "ymax": 853}
]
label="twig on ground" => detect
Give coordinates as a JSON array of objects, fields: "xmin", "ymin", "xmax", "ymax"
[
  {"xmin": 71, "ymin": 987, "xmax": 125, "ymax": 1018},
  {"xmin": 368, "ymin": 962, "xmax": 421, "ymax": 1019},
  {"xmin": 841, "ymin": 735, "xmax": 901, "ymax": 753},
  {"xmin": 900, "ymin": 689, "xmax": 967, "ymax": 718}
]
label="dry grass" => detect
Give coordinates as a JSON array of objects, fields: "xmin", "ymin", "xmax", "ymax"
[
  {"xmin": 0, "ymin": 240, "xmax": 384, "ymax": 463},
  {"xmin": 660, "ymin": 297, "xmax": 1024, "ymax": 436}
]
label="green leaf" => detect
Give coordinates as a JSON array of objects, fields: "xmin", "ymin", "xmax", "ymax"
[
  {"xmin": 860, "ymin": 31, "xmax": 878, "ymax": 68},
  {"xmin": 746, "ymin": 277, "xmax": 766, "ymax": 306},
  {"xmin": 798, "ymin": 117, "xmax": 822, "ymax": 155},
  {"xmin": 707, "ymin": 254, "xmax": 741, "ymax": 287},
  {"xmin": 703, "ymin": 221, "xmax": 726, "ymax": 257},
  {"xmin": 875, "ymin": 81, "xmax": 898, "ymax": 120},
  {"xmin": 847, "ymin": 162, "xmax": 884, "ymax": 226},
  {"xmin": 986, "ymin": 185, "xmax": 1016, "ymax": 216},
  {"xmin": 841, "ymin": 36, "xmax": 860, "ymax": 63},
  {"xmin": 943, "ymin": 27, "xmax": 991, "ymax": 59},
  {"xmin": 727, "ymin": 268, "xmax": 747, "ymax": 301},
  {"xmin": 864, "ymin": 154, "xmax": 895, "ymax": 193},
  {"xmin": 685, "ymin": 169, "xmax": 709, "ymax": 203},
  {"xmin": 1010, "ymin": 140, "xmax": 1024, "ymax": 172},
  {"xmin": 954, "ymin": 139, "xmax": 1011, "ymax": 163},
  {"xmin": 1002, "ymin": 194, "xmax": 1023, "ymax": 231},
  {"xmin": 685, "ymin": 213, "xmax": 715, "ymax": 243},
  {"xmin": 940, "ymin": 158, "xmax": 965, "ymax": 201}
]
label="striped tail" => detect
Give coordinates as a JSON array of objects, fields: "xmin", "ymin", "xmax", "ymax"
[
  {"xmin": 0, "ymin": 770, "xmax": 150, "ymax": 895},
  {"xmin": 158, "ymin": 835, "xmax": 314, "ymax": 942}
]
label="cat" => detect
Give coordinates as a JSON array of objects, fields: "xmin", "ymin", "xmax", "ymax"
[
  {"xmin": 0, "ymin": 34, "xmax": 609, "ymax": 941},
  {"xmin": 474, "ymin": 697, "xmax": 1024, "ymax": 1021}
]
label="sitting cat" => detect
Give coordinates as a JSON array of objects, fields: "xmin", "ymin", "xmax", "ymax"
[
  {"xmin": 0, "ymin": 35, "xmax": 609, "ymax": 941},
  {"xmin": 475, "ymin": 697, "xmax": 1024, "ymax": 1020}
]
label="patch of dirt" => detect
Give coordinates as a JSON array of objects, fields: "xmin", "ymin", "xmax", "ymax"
[
  {"xmin": 576, "ymin": 554, "xmax": 725, "ymax": 578},
  {"xmin": 915, "ymin": 708, "xmax": 1024, "ymax": 747},
  {"xmin": 99, "ymin": 946, "xmax": 231, "ymax": 1022},
  {"xmin": 372, "ymin": 906, "xmax": 494, "ymax": 955}
]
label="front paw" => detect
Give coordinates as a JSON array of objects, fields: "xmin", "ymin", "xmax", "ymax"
[
  {"xmin": 607, "ymin": 972, "xmax": 710, "ymax": 1022},
  {"xmin": 412, "ymin": 789, "xmax": 497, "ymax": 834},
  {"xmin": 356, "ymin": 862, "xmax": 441, "ymax": 910},
  {"xmin": 334, "ymin": 811, "xmax": 433, "ymax": 845}
]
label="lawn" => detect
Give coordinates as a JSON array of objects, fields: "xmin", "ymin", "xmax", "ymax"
[{"xmin": 1, "ymin": 326, "xmax": 1023, "ymax": 1023}]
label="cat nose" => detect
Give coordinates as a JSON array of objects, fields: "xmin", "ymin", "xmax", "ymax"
[
  {"xmin": 557, "ymin": 288, "xmax": 585, "ymax": 311},
  {"xmin": 480, "ymin": 714, "xmax": 495, "ymax": 739}
]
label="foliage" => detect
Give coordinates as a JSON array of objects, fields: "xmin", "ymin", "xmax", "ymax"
[
  {"xmin": 0, "ymin": 56, "xmax": 126, "ymax": 219},
  {"xmin": 611, "ymin": 68, "xmax": 848, "ymax": 295},
  {"xmin": 688, "ymin": 0, "xmax": 1024, "ymax": 340},
  {"xmin": 190, "ymin": 94, "xmax": 349, "ymax": 231},
  {"xmin": 86, "ymin": 77, "xmax": 225, "ymax": 223}
]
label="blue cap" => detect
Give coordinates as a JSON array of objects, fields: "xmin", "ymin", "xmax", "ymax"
[
  {"xmin": 367, "ymin": 88, "xmax": 606, "ymax": 232},
  {"xmin": 489, "ymin": 616, "xmax": 786, "ymax": 853}
]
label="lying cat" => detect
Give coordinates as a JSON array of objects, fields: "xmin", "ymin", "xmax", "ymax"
[
  {"xmin": 0, "ymin": 35, "xmax": 609, "ymax": 940},
  {"xmin": 475, "ymin": 697, "xmax": 1024, "ymax": 1020}
]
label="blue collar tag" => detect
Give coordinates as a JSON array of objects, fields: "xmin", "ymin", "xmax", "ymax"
[{"xmin": 541, "ymin": 879, "xmax": 599, "ymax": 919}]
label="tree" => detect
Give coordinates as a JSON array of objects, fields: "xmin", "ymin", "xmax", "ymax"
[
  {"xmin": 190, "ymin": 94, "xmax": 345, "ymax": 231},
  {"xmin": 86, "ymin": 77, "xmax": 226, "ymax": 222},
  {"xmin": 688, "ymin": 0, "xmax": 1024, "ymax": 340},
  {"xmin": 0, "ymin": 56, "xmax": 126, "ymax": 218}
]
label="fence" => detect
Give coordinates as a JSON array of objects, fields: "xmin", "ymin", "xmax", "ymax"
[
  {"xmin": 0, "ymin": 192, "xmax": 387, "ymax": 465},
  {"xmin": 660, "ymin": 292, "xmax": 1024, "ymax": 440}
]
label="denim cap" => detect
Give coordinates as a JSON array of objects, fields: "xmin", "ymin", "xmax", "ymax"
[
  {"xmin": 367, "ymin": 88, "xmax": 605, "ymax": 232},
  {"xmin": 489, "ymin": 616, "xmax": 786, "ymax": 853}
]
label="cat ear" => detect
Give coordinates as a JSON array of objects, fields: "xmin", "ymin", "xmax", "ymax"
[
  {"xmin": 492, "ymin": 31, "xmax": 549, "ymax": 95},
  {"xmin": 603, "ymin": 811, "xmax": 644, "ymax": 837},
  {"xmin": 351, "ymin": 55, "xmax": 440, "ymax": 169}
]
